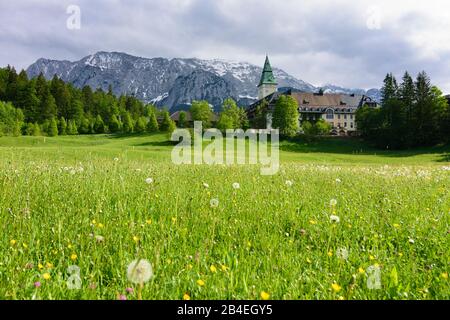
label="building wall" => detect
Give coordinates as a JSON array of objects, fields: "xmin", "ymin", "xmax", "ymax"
[
  {"xmin": 320, "ymin": 112, "xmax": 357, "ymax": 131},
  {"xmin": 258, "ymin": 84, "xmax": 277, "ymax": 100}
]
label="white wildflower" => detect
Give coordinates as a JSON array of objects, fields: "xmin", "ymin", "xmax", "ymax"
[
  {"xmin": 330, "ymin": 215, "xmax": 340, "ymax": 223},
  {"xmin": 145, "ymin": 177, "xmax": 153, "ymax": 184},
  {"xmin": 127, "ymin": 259, "xmax": 153, "ymax": 284},
  {"xmin": 232, "ymin": 182, "xmax": 240, "ymax": 189},
  {"xmin": 202, "ymin": 182, "xmax": 209, "ymax": 188},
  {"xmin": 210, "ymin": 198, "xmax": 219, "ymax": 208},
  {"xmin": 285, "ymin": 180, "xmax": 293, "ymax": 187},
  {"xmin": 330, "ymin": 199, "xmax": 338, "ymax": 206},
  {"xmin": 336, "ymin": 248, "xmax": 349, "ymax": 261}
]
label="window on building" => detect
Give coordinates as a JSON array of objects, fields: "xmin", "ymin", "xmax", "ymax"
[
  {"xmin": 351, "ymin": 122, "xmax": 354, "ymax": 129},
  {"xmin": 338, "ymin": 123, "xmax": 341, "ymax": 128},
  {"xmin": 338, "ymin": 114, "xmax": 341, "ymax": 119},
  {"xmin": 344, "ymin": 114, "xmax": 347, "ymax": 120},
  {"xmin": 326, "ymin": 109, "xmax": 334, "ymax": 119},
  {"xmin": 350, "ymin": 115, "xmax": 353, "ymax": 120},
  {"xmin": 344, "ymin": 122, "xmax": 347, "ymax": 127}
]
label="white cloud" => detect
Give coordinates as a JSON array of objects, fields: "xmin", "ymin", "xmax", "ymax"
[{"xmin": 0, "ymin": 0, "xmax": 449, "ymax": 92}]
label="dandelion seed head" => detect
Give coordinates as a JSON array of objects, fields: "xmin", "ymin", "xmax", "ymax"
[
  {"xmin": 330, "ymin": 215, "xmax": 340, "ymax": 223},
  {"xmin": 210, "ymin": 198, "xmax": 219, "ymax": 208},
  {"xmin": 145, "ymin": 177, "xmax": 153, "ymax": 184},
  {"xmin": 232, "ymin": 182, "xmax": 240, "ymax": 189},
  {"xmin": 127, "ymin": 259, "xmax": 153, "ymax": 284}
]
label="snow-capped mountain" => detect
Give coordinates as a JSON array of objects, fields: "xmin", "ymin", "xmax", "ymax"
[{"xmin": 26, "ymin": 51, "xmax": 380, "ymax": 111}]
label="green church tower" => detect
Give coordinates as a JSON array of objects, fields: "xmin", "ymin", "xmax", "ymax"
[{"xmin": 258, "ymin": 55, "xmax": 278, "ymax": 99}]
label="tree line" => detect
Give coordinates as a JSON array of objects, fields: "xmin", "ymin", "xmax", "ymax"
[
  {"xmin": 0, "ymin": 66, "xmax": 176, "ymax": 136},
  {"xmin": 356, "ymin": 71, "xmax": 450, "ymax": 149}
]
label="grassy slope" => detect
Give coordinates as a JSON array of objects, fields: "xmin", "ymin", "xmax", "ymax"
[{"xmin": 0, "ymin": 134, "xmax": 449, "ymax": 165}]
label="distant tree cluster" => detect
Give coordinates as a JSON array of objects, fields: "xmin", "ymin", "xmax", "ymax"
[
  {"xmin": 0, "ymin": 66, "xmax": 176, "ymax": 136},
  {"xmin": 356, "ymin": 71, "xmax": 449, "ymax": 149}
]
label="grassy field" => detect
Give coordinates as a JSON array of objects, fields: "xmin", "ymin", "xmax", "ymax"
[{"xmin": 0, "ymin": 134, "xmax": 448, "ymax": 300}]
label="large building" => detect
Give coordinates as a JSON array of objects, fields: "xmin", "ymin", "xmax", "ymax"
[{"xmin": 247, "ymin": 56, "xmax": 378, "ymax": 135}]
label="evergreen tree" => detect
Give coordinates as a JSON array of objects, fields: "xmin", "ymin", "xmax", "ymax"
[
  {"xmin": 93, "ymin": 115, "xmax": 105, "ymax": 133},
  {"xmin": 146, "ymin": 110, "xmax": 159, "ymax": 132},
  {"xmin": 67, "ymin": 119, "xmax": 78, "ymax": 135},
  {"xmin": 122, "ymin": 111, "xmax": 134, "ymax": 133},
  {"xmin": 109, "ymin": 114, "xmax": 121, "ymax": 133},
  {"xmin": 135, "ymin": 116, "xmax": 147, "ymax": 133},
  {"xmin": 32, "ymin": 122, "xmax": 41, "ymax": 136},
  {"xmin": 251, "ymin": 99, "xmax": 268, "ymax": 129},
  {"xmin": 48, "ymin": 118, "xmax": 58, "ymax": 137},
  {"xmin": 59, "ymin": 117, "xmax": 67, "ymax": 135},
  {"xmin": 381, "ymin": 73, "xmax": 399, "ymax": 105},
  {"xmin": 160, "ymin": 111, "xmax": 176, "ymax": 133},
  {"xmin": 272, "ymin": 95, "xmax": 299, "ymax": 137}
]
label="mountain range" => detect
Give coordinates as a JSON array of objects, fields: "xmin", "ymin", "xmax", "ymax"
[{"xmin": 26, "ymin": 51, "xmax": 381, "ymax": 111}]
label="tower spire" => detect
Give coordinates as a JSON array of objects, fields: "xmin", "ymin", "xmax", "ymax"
[{"xmin": 257, "ymin": 55, "xmax": 278, "ymax": 99}]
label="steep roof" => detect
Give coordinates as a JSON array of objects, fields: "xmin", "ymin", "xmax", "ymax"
[
  {"xmin": 290, "ymin": 92, "xmax": 364, "ymax": 107},
  {"xmin": 258, "ymin": 55, "xmax": 277, "ymax": 87}
]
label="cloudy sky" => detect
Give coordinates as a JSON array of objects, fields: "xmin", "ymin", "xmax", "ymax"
[{"xmin": 1, "ymin": 0, "xmax": 450, "ymax": 91}]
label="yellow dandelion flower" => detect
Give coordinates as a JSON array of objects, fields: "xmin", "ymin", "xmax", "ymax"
[
  {"xmin": 331, "ymin": 283, "xmax": 342, "ymax": 293},
  {"xmin": 91, "ymin": 219, "xmax": 96, "ymax": 225},
  {"xmin": 338, "ymin": 296, "xmax": 345, "ymax": 300},
  {"xmin": 70, "ymin": 253, "xmax": 77, "ymax": 261},
  {"xmin": 67, "ymin": 244, "xmax": 73, "ymax": 249},
  {"xmin": 309, "ymin": 220, "xmax": 317, "ymax": 225},
  {"xmin": 393, "ymin": 223, "xmax": 400, "ymax": 229},
  {"xmin": 221, "ymin": 265, "xmax": 228, "ymax": 272},
  {"xmin": 22, "ymin": 243, "xmax": 28, "ymax": 249},
  {"xmin": 43, "ymin": 273, "xmax": 51, "ymax": 280},
  {"xmin": 369, "ymin": 255, "xmax": 376, "ymax": 261},
  {"xmin": 210, "ymin": 265, "xmax": 217, "ymax": 273},
  {"xmin": 133, "ymin": 236, "xmax": 139, "ymax": 243},
  {"xmin": 171, "ymin": 217, "xmax": 177, "ymax": 224},
  {"xmin": 183, "ymin": 293, "xmax": 191, "ymax": 300},
  {"xmin": 146, "ymin": 219, "xmax": 152, "ymax": 225},
  {"xmin": 38, "ymin": 263, "xmax": 44, "ymax": 270},
  {"xmin": 10, "ymin": 239, "xmax": 17, "ymax": 246},
  {"xmin": 197, "ymin": 279, "xmax": 205, "ymax": 287},
  {"xmin": 186, "ymin": 264, "xmax": 193, "ymax": 270},
  {"xmin": 358, "ymin": 267, "xmax": 365, "ymax": 274},
  {"xmin": 260, "ymin": 291, "xmax": 270, "ymax": 300},
  {"xmin": 97, "ymin": 223, "xmax": 104, "ymax": 229},
  {"xmin": 46, "ymin": 262, "xmax": 53, "ymax": 269},
  {"xmin": 398, "ymin": 252, "xmax": 403, "ymax": 257},
  {"xmin": 442, "ymin": 272, "xmax": 448, "ymax": 280},
  {"xmin": 327, "ymin": 250, "xmax": 333, "ymax": 257}
]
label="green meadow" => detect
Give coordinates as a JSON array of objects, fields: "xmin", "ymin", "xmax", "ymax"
[{"xmin": 0, "ymin": 134, "xmax": 448, "ymax": 300}]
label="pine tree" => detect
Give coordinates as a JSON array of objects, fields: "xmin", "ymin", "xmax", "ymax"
[
  {"xmin": 381, "ymin": 73, "xmax": 399, "ymax": 105},
  {"xmin": 48, "ymin": 118, "xmax": 58, "ymax": 137},
  {"xmin": 160, "ymin": 111, "xmax": 176, "ymax": 133},
  {"xmin": 109, "ymin": 114, "xmax": 121, "ymax": 133},
  {"xmin": 93, "ymin": 115, "xmax": 105, "ymax": 133},
  {"xmin": 122, "ymin": 111, "xmax": 134, "ymax": 133},
  {"xmin": 67, "ymin": 119, "xmax": 78, "ymax": 135},
  {"xmin": 147, "ymin": 110, "xmax": 159, "ymax": 132},
  {"xmin": 59, "ymin": 117, "xmax": 67, "ymax": 135},
  {"xmin": 135, "ymin": 116, "xmax": 147, "ymax": 133},
  {"xmin": 32, "ymin": 122, "xmax": 41, "ymax": 136}
]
